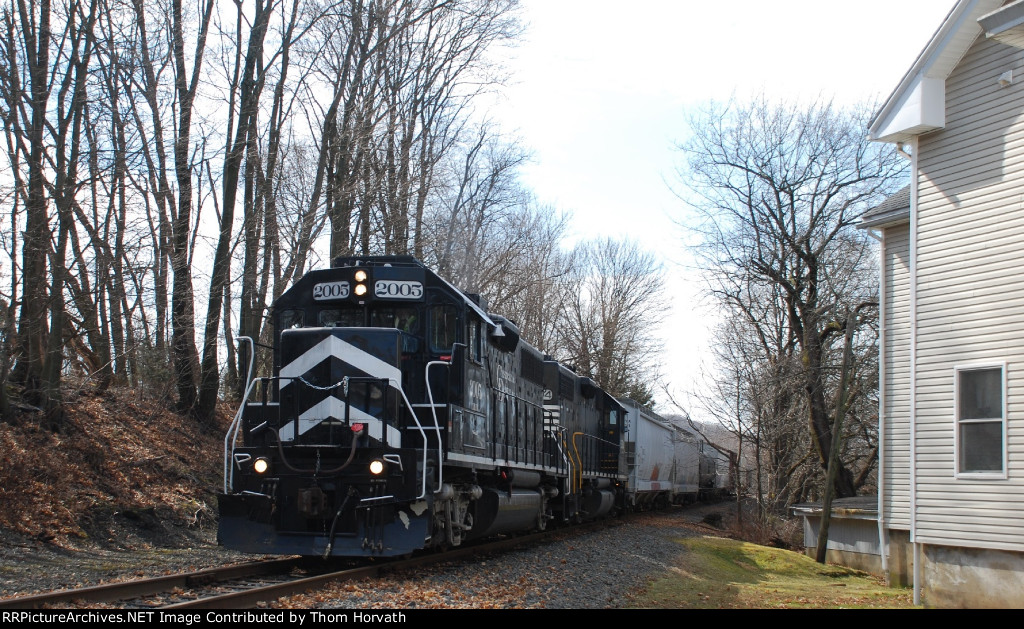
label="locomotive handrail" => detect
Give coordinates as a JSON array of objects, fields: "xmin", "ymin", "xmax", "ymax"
[
  {"xmin": 223, "ymin": 374, "xmax": 265, "ymax": 494},
  {"xmin": 285, "ymin": 373, "xmax": 433, "ymax": 495},
  {"xmin": 570, "ymin": 432, "xmax": 585, "ymax": 493},
  {"xmin": 544, "ymin": 426, "xmax": 574, "ymax": 486},
  {"xmin": 222, "ymin": 366, "xmax": 436, "ymax": 499},
  {"xmin": 573, "ymin": 432, "xmax": 621, "ymax": 479},
  {"xmin": 393, "ymin": 383, "xmax": 436, "ymax": 500},
  {"xmin": 240, "ymin": 335, "xmax": 255, "ymax": 392},
  {"xmin": 422, "ymin": 359, "xmax": 451, "ymax": 494},
  {"xmin": 223, "ymin": 336, "xmax": 258, "ymax": 494}
]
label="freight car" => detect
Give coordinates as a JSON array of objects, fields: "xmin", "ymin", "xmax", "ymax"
[
  {"xmin": 619, "ymin": 398, "xmax": 703, "ymax": 510},
  {"xmin": 698, "ymin": 441, "xmax": 735, "ymax": 501}
]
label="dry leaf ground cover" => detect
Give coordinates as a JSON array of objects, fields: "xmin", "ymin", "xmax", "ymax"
[{"xmin": 0, "ymin": 388, "xmax": 227, "ymax": 548}]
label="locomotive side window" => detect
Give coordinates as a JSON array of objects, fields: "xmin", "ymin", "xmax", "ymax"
[
  {"xmin": 279, "ymin": 309, "xmax": 304, "ymax": 329},
  {"xmin": 468, "ymin": 320, "xmax": 481, "ymax": 362},
  {"xmin": 429, "ymin": 305, "xmax": 459, "ymax": 353},
  {"xmin": 319, "ymin": 309, "xmax": 362, "ymax": 327}
]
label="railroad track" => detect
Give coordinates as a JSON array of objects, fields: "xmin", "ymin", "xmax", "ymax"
[
  {"xmin": 0, "ymin": 556, "xmax": 309, "ymax": 609},
  {"xmin": 0, "ymin": 520, "xmax": 619, "ymax": 609}
]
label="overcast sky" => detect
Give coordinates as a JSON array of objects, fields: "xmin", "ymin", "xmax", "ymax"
[{"xmin": 488, "ymin": 0, "xmax": 957, "ymax": 413}]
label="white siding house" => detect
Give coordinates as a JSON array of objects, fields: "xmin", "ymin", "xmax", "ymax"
[{"xmin": 866, "ymin": 0, "xmax": 1024, "ymax": 608}]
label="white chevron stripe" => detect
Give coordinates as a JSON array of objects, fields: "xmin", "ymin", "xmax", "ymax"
[
  {"xmin": 277, "ymin": 396, "xmax": 402, "ymax": 445},
  {"xmin": 280, "ymin": 334, "xmax": 401, "ymax": 388}
]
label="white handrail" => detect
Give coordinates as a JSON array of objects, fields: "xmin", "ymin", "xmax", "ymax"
[
  {"xmin": 223, "ymin": 375, "xmax": 263, "ymax": 494},
  {"xmin": 423, "ymin": 360, "xmax": 450, "ymax": 494},
  {"xmin": 223, "ymin": 336, "xmax": 257, "ymax": 494}
]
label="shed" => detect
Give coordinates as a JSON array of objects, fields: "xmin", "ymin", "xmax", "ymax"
[{"xmin": 791, "ymin": 496, "xmax": 882, "ymax": 576}]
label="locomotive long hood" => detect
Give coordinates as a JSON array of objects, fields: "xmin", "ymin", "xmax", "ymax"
[{"xmin": 277, "ymin": 327, "xmax": 405, "ymax": 445}]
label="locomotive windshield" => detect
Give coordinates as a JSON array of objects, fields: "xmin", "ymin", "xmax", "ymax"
[
  {"xmin": 318, "ymin": 309, "xmax": 362, "ymax": 327},
  {"xmin": 371, "ymin": 307, "xmax": 419, "ymax": 333},
  {"xmin": 289, "ymin": 306, "xmax": 423, "ymax": 332}
]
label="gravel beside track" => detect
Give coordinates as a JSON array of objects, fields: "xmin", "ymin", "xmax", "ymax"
[
  {"xmin": 273, "ymin": 507, "xmax": 723, "ymax": 609},
  {"xmin": 0, "ymin": 504, "xmax": 733, "ymax": 609}
]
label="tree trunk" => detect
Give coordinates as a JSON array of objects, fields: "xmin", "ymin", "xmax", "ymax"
[
  {"xmin": 815, "ymin": 310, "xmax": 857, "ymax": 563},
  {"xmin": 169, "ymin": 0, "xmax": 215, "ymax": 415},
  {"xmin": 11, "ymin": 0, "xmax": 53, "ymax": 409},
  {"xmin": 197, "ymin": 0, "xmax": 271, "ymax": 423}
]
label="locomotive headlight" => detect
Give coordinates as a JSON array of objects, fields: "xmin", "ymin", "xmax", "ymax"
[
  {"xmin": 253, "ymin": 457, "xmax": 270, "ymax": 474},
  {"xmin": 353, "ymin": 269, "xmax": 369, "ymax": 297},
  {"xmin": 369, "ymin": 459, "xmax": 387, "ymax": 476}
]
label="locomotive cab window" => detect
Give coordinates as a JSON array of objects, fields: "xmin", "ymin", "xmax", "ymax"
[
  {"xmin": 279, "ymin": 309, "xmax": 304, "ymax": 329},
  {"xmin": 430, "ymin": 305, "xmax": 459, "ymax": 354},
  {"xmin": 319, "ymin": 309, "xmax": 362, "ymax": 327},
  {"xmin": 371, "ymin": 307, "xmax": 420, "ymax": 334}
]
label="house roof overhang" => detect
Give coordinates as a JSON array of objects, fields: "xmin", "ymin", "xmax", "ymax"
[
  {"xmin": 868, "ymin": 0, "xmax": 1003, "ymax": 144},
  {"xmin": 859, "ymin": 185, "xmax": 911, "ymax": 228},
  {"xmin": 790, "ymin": 496, "xmax": 879, "ymax": 520},
  {"xmin": 979, "ymin": 0, "xmax": 1024, "ymax": 47}
]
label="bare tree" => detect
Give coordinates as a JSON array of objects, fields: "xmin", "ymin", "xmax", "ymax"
[
  {"xmin": 0, "ymin": 0, "xmax": 536, "ymax": 431},
  {"xmin": 1, "ymin": 0, "xmax": 103, "ymax": 428},
  {"xmin": 690, "ymin": 308, "xmax": 809, "ymax": 524},
  {"xmin": 554, "ymin": 238, "xmax": 665, "ymax": 403},
  {"xmin": 0, "ymin": 291, "xmax": 10, "ymax": 421},
  {"xmin": 167, "ymin": 0, "xmax": 216, "ymax": 415},
  {"xmin": 416, "ymin": 121, "xmax": 574, "ymax": 356},
  {"xmin": 474, "ymin": 205, "xmax": 572, "ymax": 354},
  {"xmin": 2, "ymin": 0, "xmax": 55, "ymax": 417},
  {"xmin": 195, "ymin": 0, "xmax": 275, "ymax": 422},
  {"xmin": 427, "ymin": 122, "xmax": 531, "ymax": 283},
  {"xmin": 677, "ymin": 94, "xmax": 903, "ymax": 499}
]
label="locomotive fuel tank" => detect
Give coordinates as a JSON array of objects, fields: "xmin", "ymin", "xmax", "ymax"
[
  {"xmin": 581, "ymin": 485, "xmax": 617, "ymax": 519},
  {"xmin": 466, "ymin": 488, "xmax": 546, "ymax": 539}
]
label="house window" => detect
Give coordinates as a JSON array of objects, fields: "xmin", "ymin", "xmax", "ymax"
[{"xmin": 955, "ymin": 364, "xmax": 1006, "ymax": 476}]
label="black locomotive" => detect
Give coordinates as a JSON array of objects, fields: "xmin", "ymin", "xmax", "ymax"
[{"xmin": 217, "ymin": 255, "xmax": 626, "ymax": 558}]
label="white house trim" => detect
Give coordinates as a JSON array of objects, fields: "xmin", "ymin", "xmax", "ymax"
[{"xmin": 868, "ymin": 0, "xmax": 1002, "ymax": 143}]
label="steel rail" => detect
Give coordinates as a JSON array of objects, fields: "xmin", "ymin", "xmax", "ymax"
[{"xmin": 0, "ymin": 557, "xmax": 304, "ymax": 609}]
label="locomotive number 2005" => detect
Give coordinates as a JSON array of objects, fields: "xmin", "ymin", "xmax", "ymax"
[
  {"xmin": 375, "ymin": 280, "xmax": 423, "ymax": 299},
  {"xmin": 313, "ymin": 281, "xmax": 350, "ymax": 300}
]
